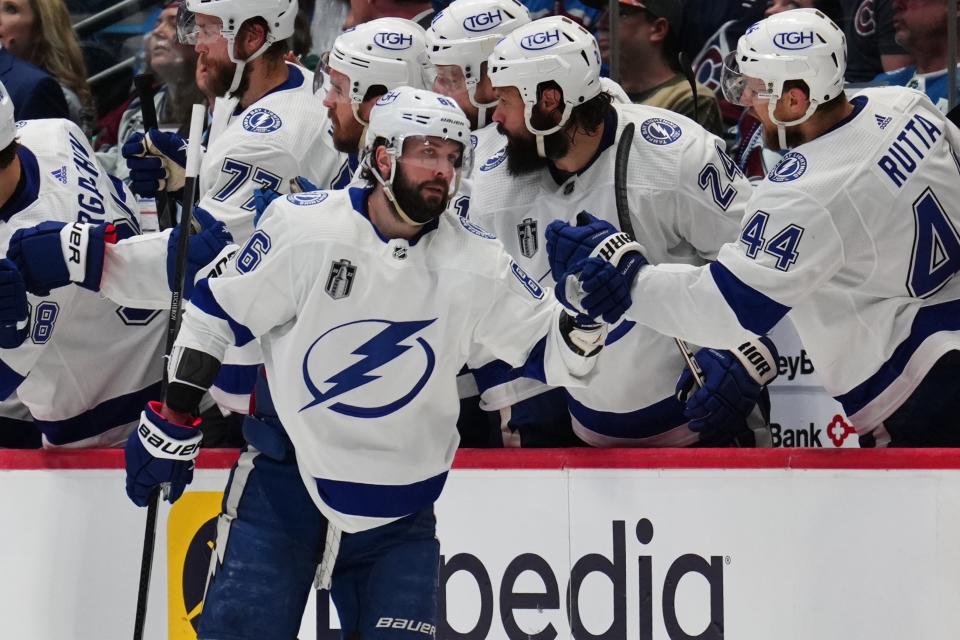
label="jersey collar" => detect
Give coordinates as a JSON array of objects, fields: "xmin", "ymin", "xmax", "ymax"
[
  {"xmin": 547, "ymin": 107, "xmax": 618, "ymax": 186},
  {"xmin": 822, "ymin": 94, "xmax": 869, "ymax": 137},
  {"xmin": 234, "ymin": 64, "xmax": 306, "ymax": 115},
  {"xmin": 0, "ymin": 145, "xmax": 40, "ymax": 223},
  {"xmin": 348, "ymin": 186, "xmax": 440, "ymax": 246}
]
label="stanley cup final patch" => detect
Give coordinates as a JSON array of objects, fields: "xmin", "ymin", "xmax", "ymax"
[
  {"xmin": 517, "ymin": 218, "xmax": 538, "ymax": 258},
  {"xmin": 326, "ymin": 259, "xmax": 357, "ymax": 300}
]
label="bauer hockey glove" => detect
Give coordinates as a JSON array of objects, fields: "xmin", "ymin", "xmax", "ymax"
[
  {"xmin": 0, "ymin": 259, "xmax": 30, "ymax": 349},
  {"xmin": 7, "ymin": 221, "xmax": 117, "ymax": 295},
  {"xmin": 122, "ymin": 129, "xmax": 188, "ymax": 197},
  {"xmin": 125, "ymin": 401, "xmax": 202, "ymax": 507},
  {"xmin": 545, "ymin": 212, "xmax": 625, "ymax": 282},
  {"xmin": 167, "ymin": 207, "xmax": 233, "ymax": 299},
  {"xmin": 676, "ymin": 337, "xmax": 779, "ymax": 440}
]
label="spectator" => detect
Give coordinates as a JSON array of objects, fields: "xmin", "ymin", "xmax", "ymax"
[
  {"xmin": 96, "ymin": 3, "xmax": 206, "ymax": 180},
  {"xmin": 0, "ymin": 45, "xmax": 69, "ymax": 120},
  {"xmin": 597, "ymin": 0, "xmax": 725, "ymax": 137},
  {"xmin": 0, "ymin": 0, "xmax": 95, "ymax": 132},
  {"xmin": 838, "ymin": 0, "xmax": 913, "ymax": 82},
  {"xmin": 872, "ymin": 0, "xmax": 959, "ymax": 113},
  {"xmin": 345, "ymin": 0, "xmax": 435, "ymax": 28}
]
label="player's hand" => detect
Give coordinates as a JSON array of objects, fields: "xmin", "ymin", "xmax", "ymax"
[
  {"xmin": 253, "ymin": 187, "xmax": 282, "ymax": 226},
  {"xmin": 291, "ymin": 176, "xmax": 320, "ymax": 193},
  {"xmin": 0, "ymin": 259, "xmax": 30, "ymax": 349},
  {"xmin": 168, "ymin": 207, "xmax": 233, "ymax": 300},
  {"xmin": 122, "ymin": 129, "xmax": 188, "ymax": 197},
  {"xmin": 7, "ymin": 221, "xmax": 117, "ymax": 295},
  {"xmin": 556, "ymin": 246, "xmax": 647, "ymax": 324},
  {"xmin": 676, "ymin": 338, "xmax": 779, "ymax": 442},
  {"xmin": 545, "ymin": 212, "xmax": 623, "ymax": 282},
  {"xmin": 124, "ymin": 401, "xmax": 202, "ymax": 507}
]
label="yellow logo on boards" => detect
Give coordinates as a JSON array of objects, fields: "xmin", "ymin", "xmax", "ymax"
[{"xmin": 167, "ymin": 492, "xmax": 223, "ymax": 639}]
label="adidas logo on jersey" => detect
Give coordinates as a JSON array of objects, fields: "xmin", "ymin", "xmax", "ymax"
[
  {"xmin": 51, "ymin": 166, "xmax": 68, "ymax": 184},
  {"xmin": 875, "ymin": 114, "xmax": 892, "ymax": 130}
]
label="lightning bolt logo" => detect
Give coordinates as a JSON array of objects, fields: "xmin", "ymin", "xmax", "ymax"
[{"xmin": 300, "ymin": 319, "xmax": 437, "ymax": 418}]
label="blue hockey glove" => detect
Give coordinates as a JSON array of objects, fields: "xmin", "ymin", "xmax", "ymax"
[
  {"xmin": 7, "ymin": 221, "xmax": 117, "ymax": 295},
  {"xmin": 545, "ymin": 212, "xmax": 623, "ymax": 282},
  {"xmin": 0, "ymin": 259, "xmax": 30, "ymax": 349},
  {"xmin": 253, "ymin": 187, "xmax": 282, "ymax": 227},
  {"xmin": 676, "ymin": 337, "xmax": 779, "ymax": 441},
  {"xmin": 122, "ymin": 129, "xmax": 188, "ymax": 197},
  {"xmin": 556, "ymin": 249, "xmax": 647, "ymax": 324},
  {"xmin": 292, "ymin": 176, "xmax": 320, "ymax": 192},
  {"xmin": 125, "ymin": 401, "xmax": 202, "ymax": 507},
  {"xmin": 167, "ymin": 207, "xmax": 233, "ymax": 300}
]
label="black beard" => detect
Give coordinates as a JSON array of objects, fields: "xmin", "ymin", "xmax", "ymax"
[
  {"xmin": 391, "ymin": 164, "xmax": 449, "ymax": 224},
  {"xmin": 498, "ymin": 108, "xmax": 571, "ymax": 176}
]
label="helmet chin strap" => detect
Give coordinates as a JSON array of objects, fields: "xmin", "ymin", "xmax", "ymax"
[
  {"xmin": 226, "ymin": 38, "xmax": 273, "ymax": 95},
  {"xmin": 365, "ymin": 155, "xmax": 428, "ymax": 227},
  {"xmin": 467, "ymin": 87, "xmax": 496, "ymax": 129},
  {"xmin": 351, "ymin": 104, "xmax": 371, "ymax": 153},
  {"xmin": 768, "ymin": 97, "xmax": 818, "ymax": 150},
  {"xmin": 523, "ymin": 103, "xmax": 570, "ymax": 158}
]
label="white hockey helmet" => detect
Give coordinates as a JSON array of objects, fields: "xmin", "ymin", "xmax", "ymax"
[
  {"xmin": 364, "ymin": 86, "xmax": 473, "ymax": 225},
  {"xmin": 722, "ymin": 8, "xmax": 846, "ymax": 148},
  {"xmin": 426, "ymin": 0, "xmax": 531, "ymax": 127},
  {"xmin": 0, "ymin": 80, "xmax": 14, "ymax": 149},
  {"xmin": 488, "ymin": 16, "xmax": 603, "ymax": 138},
  {"xmin": 179, "ymin": 0, "xmax": 298, "ymax": 92},
  {"xmin": 326, "ymin": 18, "xmax": 430, "ymax": 125}
]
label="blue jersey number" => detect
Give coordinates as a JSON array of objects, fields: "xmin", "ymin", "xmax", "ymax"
[
  {"xmin": 31, "ymin": 301, "xmax": 60, "ymax": 344},
  {"xmin": 213, "ymin": 159, "xmax": 283, "ymax": 211},
  {"xmin": 908, "ymin": 188, "xmax": 960, "ymax": 297},
  {"xmin": 236, "ymin": 231, "xmax": 272, "ymax": 274},
  {"xmin": 698, "ymin": 144, "xmax": 741, "ymax": 211},
  {"xmin": 739, "ymin": 211, "xmax": 804, "ymax": 271}
]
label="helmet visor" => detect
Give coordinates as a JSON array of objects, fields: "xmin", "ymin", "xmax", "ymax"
[
  {"xmin": 177, "ymin": 2, "xmax": 221, "ymax": 46},
  {"xmin": 432, "ymin": 64, "xmax": 469, "ymax": 96},
  {"xmin": 313, "ymin": 51, "xmax": 331, "ymax": 96},
  {"xmin": 392, "ymin": 135, "xmax": 473, "ymax": 195},
  {"xmin": 721, "ymin": 51, "xmax": 773, "ymax": 107}
]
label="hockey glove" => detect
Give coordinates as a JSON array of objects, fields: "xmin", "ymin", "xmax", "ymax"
[
  {"xmin": 0, "ymin": 259, "xmax": 30, "ymax": 349},
  {"xmin": 253, "ymin": 187, "xmax": 282, "ymax": 227},
  {"xmin": 167, "ymin": 207, "xmax": 233, "ymax": 300},
  {"xmin": 546, "ymin": 212, "xmax": 624, "ymax": 282},
  {"xmin": 676, "ymin": 337, "xmax": 779, "ymax": 441},
  {"xmin": 122, "ymin": 129, "xmax": 188, "ymax": 197},
  {"xmin": 7, "ymin": 221, "xmax": 117, "ymax": 295},
  {"xmin": 125, "ymin": 401, "xmax": 202, "ymax": 507},
  {"xmin": 557, "ymin": 249, "xmax": 647, "ymax": 324}
]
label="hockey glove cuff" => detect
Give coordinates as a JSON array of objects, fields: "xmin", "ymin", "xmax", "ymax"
[
  {"xmin": 125, "ymin": 401, "xmax": 201, "ymax": 507},
  {"xmin": 7, "ymin": 221, "xmax": 117, "ymax": 295}
]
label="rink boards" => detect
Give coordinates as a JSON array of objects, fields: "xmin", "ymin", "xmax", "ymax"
[{"xmin": 1, "ymin": 448, "xmax": 959, "ymax": 639}]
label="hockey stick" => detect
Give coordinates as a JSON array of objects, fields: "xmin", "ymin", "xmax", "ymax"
[
  {"xmin": 613, "ymin": 121, "xmax": 706, "ymax": 388},
  {"xmin": 132, "ymin": 103, "xmax": 207, "ymax": 640},
  {"xmin": 133, "ymin": 73, "xmax": 176, "ymax": 231},
  {"xmin": 947, "ymin": 104, "xmax": 960, "ymax": 129}
]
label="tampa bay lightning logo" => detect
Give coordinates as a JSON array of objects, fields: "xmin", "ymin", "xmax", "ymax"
[
  {"xmin": 768, "ymin": 152, "xmax": 808, "ymax": 182},
  {"xmin": 300, "ymin": 319, "xmax": 437, "ymax": 418},
  {"xmin": 287, "ymin": 192, "xmax": 329, "ymax": 206},
  {"xmin": 243, "ymin": 108, "xmax": 283, "ymax": 134},
  {"xmin": 640, "ymin": 118, "xmax": 682, "ymax": 145},
  {"xmin": 480, "ymin": 147, "xmax": 507, "ymax": 172}
]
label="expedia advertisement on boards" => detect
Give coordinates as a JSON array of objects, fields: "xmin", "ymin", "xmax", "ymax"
[{"xmin": 161, "ymin": 468, "xmax": 960, "ymax": 639}]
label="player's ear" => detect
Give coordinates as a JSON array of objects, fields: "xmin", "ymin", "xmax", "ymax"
[
  {"xmin": 236, "ymin": 18, "xmax": 268, "ymax": 59},
  {"xmin": 538, "ymin": 86, "xmax": 564, "ymax": 122},
  {"xmin": 374, "ymin": 145, "xmax": 392, "ymax": 178},
  {"xmin": 782, "ymin": 85, "xmax": 810, "ymax": 119}
]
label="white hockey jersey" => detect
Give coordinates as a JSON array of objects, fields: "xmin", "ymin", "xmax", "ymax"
[
  {"xmin": 176, "ymin": 187, "xmax": 597, "ymax": 532},
  {"xmin": 468, "ymin": 103, "xmax": 750, "ymax": 445},
  {"xmin": 627, "ymin": 87, "xmax": 960, "ymax": 432},
  {"xmin": 0, "ymin": 119, "xmax": 165, "ymax": 447}
]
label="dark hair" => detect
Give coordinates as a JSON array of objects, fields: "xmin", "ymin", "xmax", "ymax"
[
  {"xmin": 537, "ymin": 80, "xmax": 613, "ymax": 135},
  {"xmin": 783, "ymin": 79, "xmax": 846, "ymax": 114},
  {"xmin": 364, "ymin": 85, "xmax": 389, "ymax": 103},
  {"xmin": 0, "ymin": 139, "xmax": 18, "ymax": 170},
  {"xmin": 358, "ymin": 136, "xmax": 390, "ymax": 184},
  {"xmin": 241, "ymin": 17, "xmax": 288, "ymax": 61}
]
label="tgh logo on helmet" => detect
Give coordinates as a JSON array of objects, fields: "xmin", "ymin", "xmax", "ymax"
[
  {"xmin": 520, "ymin": 29, "xmax": 560, "ymax": 51},
  {"xmin": 773, "ymin": 31, "xmax": 816, "ymax": 50},
  {"xmin": 374, "ymin": 31, "xmax": 414, "ymax": 50},
  {"xmin": 463, "ymin": 9, "xmax": 504, "ymax": 32}
]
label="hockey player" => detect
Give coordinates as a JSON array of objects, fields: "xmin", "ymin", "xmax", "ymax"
[
  {"xmin": 0, "ymin": 80, "xmax": 227, "ymax": 448},
  {"xmin": 467, "ymin": 16, "xmax": 777, "ymax": 447},
  {"xmin": 124, "ymin": 87, "xmax": 605, "ymax": 638},
  {"xmin": 547, "ymin": 9, "xmax": 960, "ymax": 446}
]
